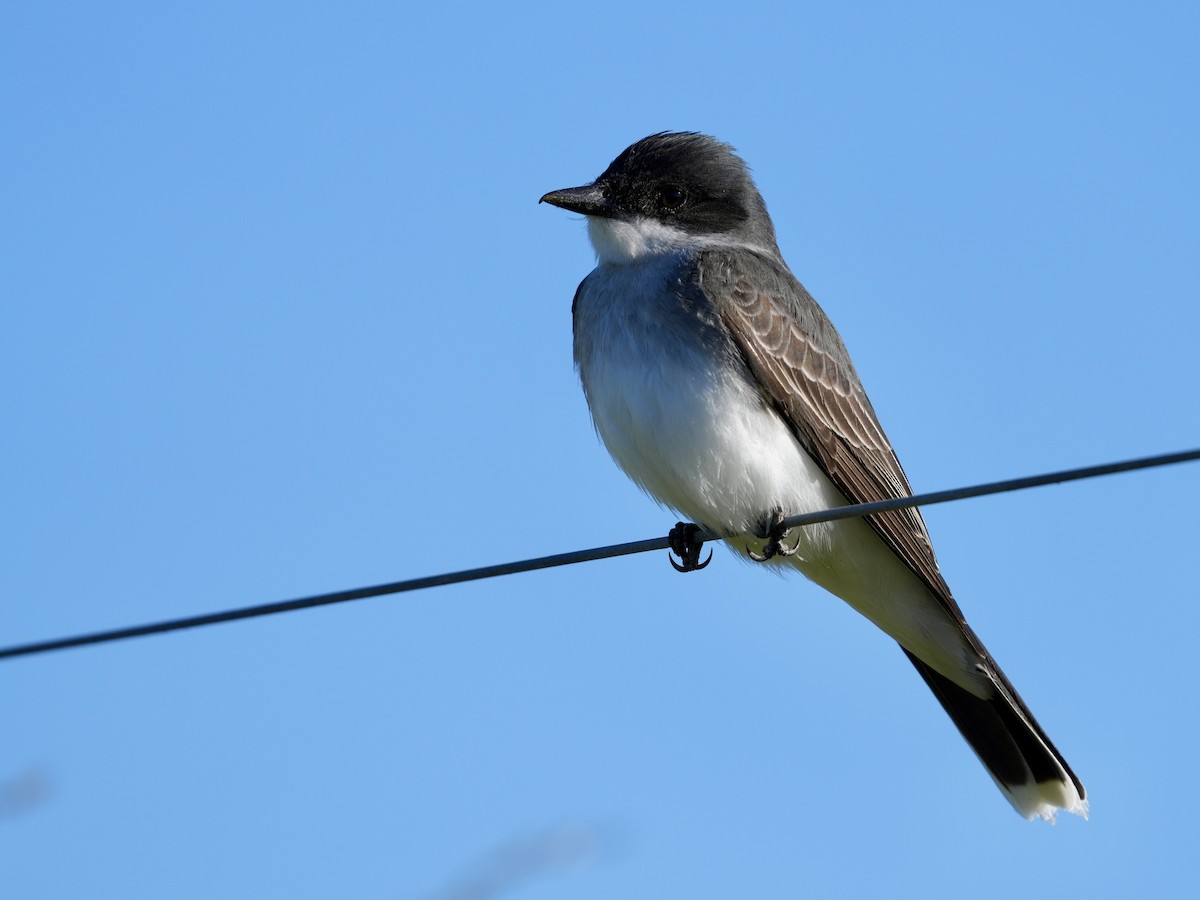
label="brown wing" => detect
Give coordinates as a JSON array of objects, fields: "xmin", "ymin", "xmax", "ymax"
[{"xmin": 699, "ymin": 248, "xmax": 965, "ymax": 619}]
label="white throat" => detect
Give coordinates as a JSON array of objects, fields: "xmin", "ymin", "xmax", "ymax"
[
  {"xmin": 586, "ymin": 215, "xmax": 775, "ymax": 267},
  {"xmin": 586, "ymin": 216, "xmax": 695, "ymax": 266}
]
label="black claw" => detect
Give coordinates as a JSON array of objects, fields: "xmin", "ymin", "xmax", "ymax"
[
  {"xmin": 775, "ymin": 532, "xmax": 802, "ymax": 557},
  {"xmin": 669, "ymin": 549, "xmax": 712, "ymax": 572},
  {"xmin": 667, "ymin": 522, "xmax": 712, "ymax": 573},
  {"xmin": 748, "ymin": 508, "xmax": 802, "ymax": 562}
]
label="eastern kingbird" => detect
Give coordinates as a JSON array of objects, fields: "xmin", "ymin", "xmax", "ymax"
[{"xmin": 541, "ymin": 132, "xmax": 1087, "ymax": 821}]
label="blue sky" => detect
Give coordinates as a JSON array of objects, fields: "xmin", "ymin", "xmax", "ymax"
[{"xmin": 3, "ymin": 2, "xmax": 1199, "ymax": 897}]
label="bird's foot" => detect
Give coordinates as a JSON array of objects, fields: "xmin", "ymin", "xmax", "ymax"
[
  {"xmin": 748, "ymin": 508, "xmax": 801, "ymax": 561},
  {"xmin": 668, "ymin": 522, "xmax": 712, "ymax": 573}
]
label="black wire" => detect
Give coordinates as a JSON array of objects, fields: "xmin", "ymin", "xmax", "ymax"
[{"xmin": 2, "ymin": 447, "xmax": 1197, "ymax": 662}]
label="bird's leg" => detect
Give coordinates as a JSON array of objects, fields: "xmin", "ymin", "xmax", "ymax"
[
  {"xmin": 668, "ymin": 522, "xmax": 712, "ymax": 573},
  {"xmin": 748, "ymin": 507, "xmax": 801, "ymax": 561}
]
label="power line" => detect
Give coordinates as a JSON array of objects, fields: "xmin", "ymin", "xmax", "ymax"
[{"xmin": 2, "ymin": 447, "xmax": 1197, "ymax": 662}]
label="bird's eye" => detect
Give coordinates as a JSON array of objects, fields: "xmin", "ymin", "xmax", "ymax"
[{"xmin": 658, "ymin": 186, "xmax": 686, "ymax": 210}]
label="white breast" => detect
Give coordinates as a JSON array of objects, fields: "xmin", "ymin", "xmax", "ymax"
[{"xmin": 582, "ymin": 297, "xmax": 835, "ymax": 541}]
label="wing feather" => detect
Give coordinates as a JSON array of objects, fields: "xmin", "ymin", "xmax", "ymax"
[{"xmin": 699, "ymin": 248, "xmax": 965, "ymax": 619}]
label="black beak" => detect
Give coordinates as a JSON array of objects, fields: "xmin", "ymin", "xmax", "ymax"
[{"xmin": 539, "ymin": 183, "xmax": 617, "ymax": 218}]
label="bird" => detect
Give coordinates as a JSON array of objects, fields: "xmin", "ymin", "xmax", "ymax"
[{"xmin": 540, "ymin": 132, "xmax": 1087, "ymax": 821}]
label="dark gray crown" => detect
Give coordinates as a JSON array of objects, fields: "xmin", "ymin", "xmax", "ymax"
[{"xmin": 595, "ymin": 132, "xmax": 778, "ymax": 250}]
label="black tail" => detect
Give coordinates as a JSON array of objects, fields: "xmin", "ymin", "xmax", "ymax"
[{"xmin": 903, "ymin": 648, "xmax": 1087, "ymax": 820}]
